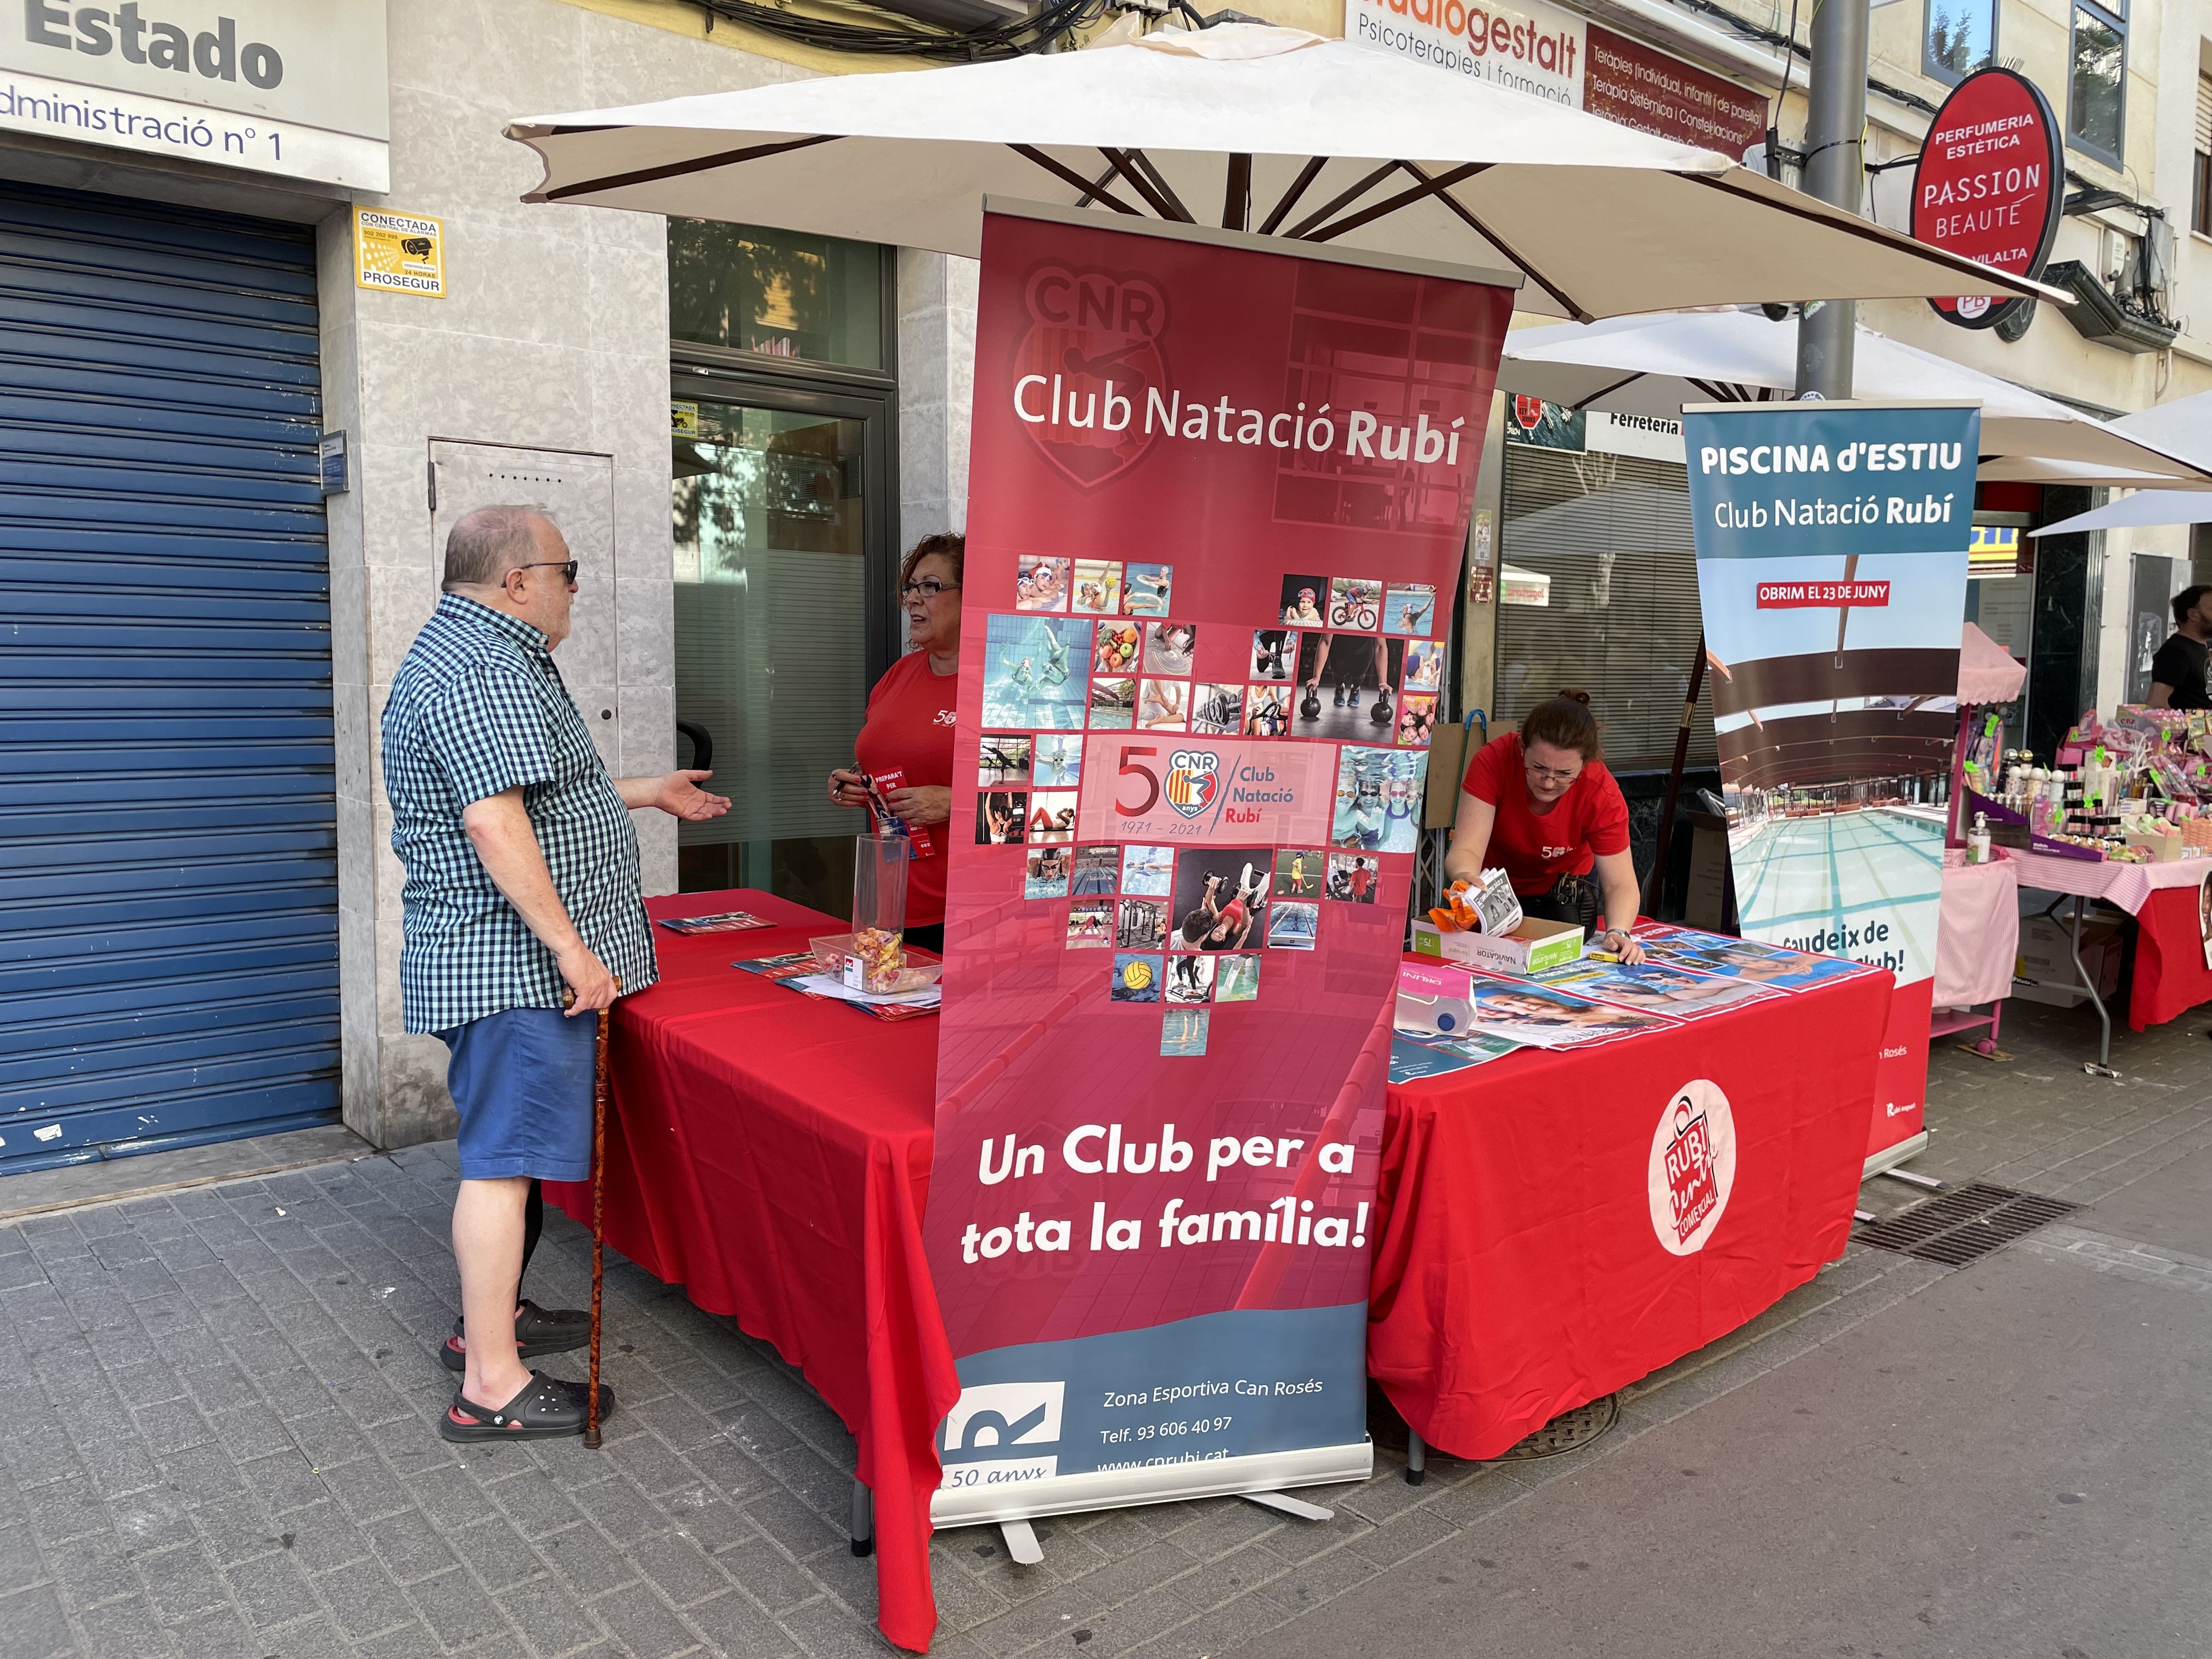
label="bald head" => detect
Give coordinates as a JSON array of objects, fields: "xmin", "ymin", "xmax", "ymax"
[{"xmin": 442, "ymin": 506, "xmax": 555, "ymax": 592}]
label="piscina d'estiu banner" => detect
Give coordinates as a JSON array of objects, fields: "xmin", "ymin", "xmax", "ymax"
[
  {"xmin": 1683, "ymin": 402, "xmax": 1980, "ymax": 1163},
  {"xmin": 923, "ymin": 204, "xmax": 1515, "ymax": 1526}
]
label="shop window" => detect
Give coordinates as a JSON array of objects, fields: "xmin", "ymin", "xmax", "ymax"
[
  {"xmin": 669, "ymin": 219, "xmax": 884, "ymax": 368},
  {"xmin": 2067, "ymin": 1, "xmax": 2126, "ymax": 165},
  {"xmin": 1923, "ymin": 0, "xmax": 1995, "ymax": 84},
  {"xmin": 1495, "ymin": 445, "xmax": 1712, "ymax": 772}
]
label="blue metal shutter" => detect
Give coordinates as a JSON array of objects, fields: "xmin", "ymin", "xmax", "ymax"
[{"xmin": 0, "ymin": 179, "xmax": 338, "ymax": 1173}]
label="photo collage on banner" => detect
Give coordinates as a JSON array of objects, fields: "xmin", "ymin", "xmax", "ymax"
[
  {"xmin": 927, "ymin": 206, "xmax": 1513, "ymax": 1522},
  {"xmin": 1681, "ymin": 402, "xmax": 1979, "ymax": 1160}
]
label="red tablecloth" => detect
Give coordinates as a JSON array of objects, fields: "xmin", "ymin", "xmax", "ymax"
[
  {"xmin": 544, "ymin": 893, "xmax": 957, "ymax": 1654},
  {"xmin": 555, "ymin": 891, "xmax": 1889, "ymax": 1648},
  {"xmin": 1367, "ymin": 965, "xmax": 1892, "ymax": 1459},
  {"xmin": 2128, "ymin": 884, "xmax": 2212, "ymax": 1031}
]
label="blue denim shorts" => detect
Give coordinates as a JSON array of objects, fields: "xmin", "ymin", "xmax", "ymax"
[{"xmin": 437, "ymin": 1007, "xmax": 595, "ymax": 1183}]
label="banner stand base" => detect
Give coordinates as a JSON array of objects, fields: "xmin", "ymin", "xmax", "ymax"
[
  {"xmin": 1241, "ymin": 1489, "xmax": 1336, "ymax": 1522},
  {"xmin": 931, "ymin": 1441, "xmax": 1373, "ymax": 1530},
  {"xmin": 1861, "ymin": 1131, "xmax": 1930, "ymax": 1183}
]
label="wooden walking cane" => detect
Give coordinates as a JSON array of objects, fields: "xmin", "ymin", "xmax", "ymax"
[{"xmin": 585, "ymin": 978, "xmax": 618, "ymax": 1449}]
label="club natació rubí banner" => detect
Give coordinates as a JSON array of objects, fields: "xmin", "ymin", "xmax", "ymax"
[
  {"xmin": 1681, "ymin": 401, "xmax": 1980, "ymax": 1164},
  {"xmin": 922, "ymin": 202, "xmax": 1515, "ymax": 1527}
]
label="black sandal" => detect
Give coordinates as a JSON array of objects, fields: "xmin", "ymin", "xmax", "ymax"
[
  {"xmin": 437, "ymin": 1370, "xmax": 613, "ymax": 1442},
  {"xmin": 439, "ymin": 1300, "xmax": 591, "ymax": 1373}
]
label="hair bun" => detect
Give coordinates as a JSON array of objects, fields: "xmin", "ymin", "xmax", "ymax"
[{"xmin": 1558, "ymin": 689, "xmax": 1592, "ymax": 706}]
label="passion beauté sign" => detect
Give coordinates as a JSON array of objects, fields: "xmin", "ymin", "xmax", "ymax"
[{"xmin": 924, "ymin": 204, "xmax": 1514, "ymax": 1526}]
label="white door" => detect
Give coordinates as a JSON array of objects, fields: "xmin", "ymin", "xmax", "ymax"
[{"xmin": 427, "ymin": 440, "xmax": 620, "ymax": 773}]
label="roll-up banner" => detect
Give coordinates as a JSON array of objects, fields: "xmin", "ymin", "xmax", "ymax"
[
  {"xmin": 923, "ymin": 201, "xmax": 1514, "ymax": 1526},
  {"xmin": 1681, "ymin": 402, "xmax": 1980, "ymax": 1164}
]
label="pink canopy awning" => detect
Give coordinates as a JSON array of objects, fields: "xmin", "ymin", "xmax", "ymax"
[{"xmin": 1960, "ymin": 622, "xmax": 2027, "ymax": 706}]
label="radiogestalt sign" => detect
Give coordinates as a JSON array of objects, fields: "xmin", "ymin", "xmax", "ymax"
[
  {"xmin": 927, "ymin": 206, "xmax": 1512, "ymax": 1524},
  {"xmin": 1683, "ymin": 402, "xmax": 1980, "ymax": 1161}
]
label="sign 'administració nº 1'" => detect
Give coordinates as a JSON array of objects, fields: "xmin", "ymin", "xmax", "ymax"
[
  {"xmin": 1910, "ymin": 66, "xmax": 2063, "ymax": 331},
  {"xmin": 1, "ymin": 1, "xmax": 390, "ymax": 190}
]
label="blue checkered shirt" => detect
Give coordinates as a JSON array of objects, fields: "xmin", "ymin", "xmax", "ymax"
[{"xmin": 381, "ymin": 594, "xmax": 657, "ymax": 1034}]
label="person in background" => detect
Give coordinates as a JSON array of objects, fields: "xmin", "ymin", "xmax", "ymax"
[
  {"xmin": 1445, "ymin": 691, "xmax": 1645, "ymax": 964},
  {"xmin": 382, "ymin": 505, "xmax": 730, "ymax": 1441},
  {"xmin": 830, "ymin": 534, "xmax": 962, "ymax": 953},
  {"xmin": 2147, "ymin": 585, "xmax": 2212, "ymax": 711}
]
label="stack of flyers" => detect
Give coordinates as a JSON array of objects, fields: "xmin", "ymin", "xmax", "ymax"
[
  {"xmin": 1387, "ymin": 1030, "xmax": 1522, "ymax": 1084},
  {"xmin": 1452, "ymin": 973, "xmax": 1679, "ymax": 1049},
  {"xmin": 658, "ymin": 911, "xmax": 773, "ymax": 935},
  {"xmin": 1632, "ymin": 924, "xmax": 1871, "ymax": 992},
  {"xmin": 1536, "ymin": 957, "xmax": 1784, "ymax": 1019},
  {"xmin": 732, "ymin": 953, "xmax": 940, "ymax": 1021}
]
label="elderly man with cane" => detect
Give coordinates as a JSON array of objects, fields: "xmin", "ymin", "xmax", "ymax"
[{"xmin": 382, "ymin": 505, "xmax": 729, "ymax": 1441}]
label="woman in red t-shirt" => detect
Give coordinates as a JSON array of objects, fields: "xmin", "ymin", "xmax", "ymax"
[
  {"xmin": 1444, "ymin": 691, "xmax": 1645, "ymax": 964},
  {"xmin": 827, "ymin": 534, "xmax": 962, "ymax": 952}
]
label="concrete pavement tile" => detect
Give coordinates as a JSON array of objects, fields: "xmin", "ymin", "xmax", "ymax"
[
  {"xmin": 363, "ymin": 1506, "xmax": 459, "ymax": 1585},
  {"xmin": 74, "ymin": 1589, "xmax": 170, "ymax": 1659},
  {"xmin": 132, "ymin": 1538, "xmax": 230, "ymax": 1623},
  {"xmin": 0, "ymin": 1580, "xmax": 75, "ymax": 1659},
  {"xmin": 1127, "ymin": 1588, "xmax": 1291, "ymax": 1659},
  {"xmin": 495, "ymin": 1578, "xmax": 610, "ymax": 1658},
  {"xmin": 1042, "ymin": 1587, "xmax": 1193, "ymax": 1659},
  {"xmin": 778, "ymin": 1594, "xmax": 897, "ymax": 1659},
  {"xmin": 255, "ymin": 1611, "xmax": 351, "ymax": 1657},
  {"xmin": 405, "ymin": 1562, "xmax": 515, "ymax": 1651},
  {"xmin": 308, "ymin": 1556, "xmax": 410, "ymax": 1640},
  {"xmin": 0, "ymin": 1522, "xmax": 49, "ymax": 1598},
  {"xmin": 740, "ymin": 1484, "xmax": 843, "ymax": 1563},
  {"xmin": 712, "ymin": 1536, "xmax": 825, "ymax": 1617},
  {"xmin": 283, "ymin": 1499, "xmax": 370, "ymax": 1576},
  {"xmin": 1340, "ymin": 1507, "xmax": 1457, "ymax": 1571},
  {"xmin": 188, "ymin": 1489, "xmax": 284, "ymax": 1569},
  {"xmin": 26, "ymin": 1475, "xmax": 115, "ymax": 1548},
  {"xmin": 159, "ymin": 1602, "xmax": 269, "ymax": 1659},
  {"xmin": 225, "ymin": 1546, "xmax": 321, "ymax": 1630},
  {"xmin": 402, "ymin": 1462, "xmax": 502, "ymax": 1532},
  {"xmin": 348, "ymin": 1617, "xmax": 441, "ymax": 1658},
  {"xmin": 536, "ymin": 1521, "xmax": 645, "ymax": 1601},
  {"xmin": 585, "ymin": 1581, "xmax": 706, "ymax": 1659},
  {"xmin": 453, "ymin": 1514, "xmax": 554, "ymax": 1596},
  {"xmin": 630, "ymin": 1530, "xmax": 738, "ymax": 1609}
]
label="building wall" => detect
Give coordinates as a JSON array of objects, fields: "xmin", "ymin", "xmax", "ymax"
[{"xmin": 324, "ymin": 0, "xmax": 820, "ymax": 1148}]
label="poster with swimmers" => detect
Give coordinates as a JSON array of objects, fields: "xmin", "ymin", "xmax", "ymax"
[
  {"xmin": 923, "ymin": 206, "xmax": 1511, "ymax": 1527},
  {"xmin": 1682, "ymin": 402, "xmax": 1979, "ymax": 1163}
]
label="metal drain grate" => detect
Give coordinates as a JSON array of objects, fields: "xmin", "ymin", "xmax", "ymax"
[
  {"xmin": 1492, "ymin": 1394, "xmax": 1619, "ymax": 1460},
  {"xmin": 1855, "ymin": 1182, "xmax": 2079, "ymax": 1267}
]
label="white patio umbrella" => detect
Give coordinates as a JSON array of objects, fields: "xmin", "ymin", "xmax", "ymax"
[
  {"xmin": 502, "ymin": 24, "xmax": 2066, "ymax": 324},
  {"xmin": 1500, "ymin": 308, "xmax": 2211, "ymax": 483}
]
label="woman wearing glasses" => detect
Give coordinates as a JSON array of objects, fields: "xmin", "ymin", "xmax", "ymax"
[
  {"xmin": 827, "ymin": 534, "xmax": 963, "ymax": 953},
  {"xmin": 1443, "ymin": 690, "xmax": 1645, "ymax": 964}
]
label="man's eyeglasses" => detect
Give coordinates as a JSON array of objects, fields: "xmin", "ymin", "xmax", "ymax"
[
  {"xmin": 901, "ymin": 579, "xmax": 960, "ymax": 600},
  {"xmin": 1525, "ymin": 759, "xmax": 1582, "ymax": 786},
  {"xmin": 515, "ymin": 561, "xmax": 579, "ymax": 585}
]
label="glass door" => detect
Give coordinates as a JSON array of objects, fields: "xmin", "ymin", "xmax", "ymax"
[{"xmin": 670, "ymin": 375, "xmax": 895, "ymax": 915}]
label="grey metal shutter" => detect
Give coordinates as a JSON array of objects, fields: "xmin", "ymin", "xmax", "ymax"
[{"xmin": 0, "ymin": 179, "xmax": 338, "ymax": 1173}]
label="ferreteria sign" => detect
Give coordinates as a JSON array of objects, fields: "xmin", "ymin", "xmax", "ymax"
[
  {"xmin": 0, "ymin": 1, "xmax": 390, "ymax": 190},
  {"xmin": 1910, "ymin": 66, "xmax": 2063, "ymax": 332}
]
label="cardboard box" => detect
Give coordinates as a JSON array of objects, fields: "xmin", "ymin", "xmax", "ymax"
[
  {"xmin": 2012, "ymin": 912, "xmax": 2121, "ymax": 1006},
  {"xmin": 1409, "ymin": 915, "xmax": 1586, "ymax": 976}
]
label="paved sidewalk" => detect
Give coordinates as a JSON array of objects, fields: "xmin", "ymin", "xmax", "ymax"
[{"xmin": 4, "ymin": 994, "xmax": 2210, "ymax": 1659}]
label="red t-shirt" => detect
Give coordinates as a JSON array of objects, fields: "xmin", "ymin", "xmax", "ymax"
[
  {"xmin": 854, "ymin": 649, "xmax": 959, "ymax": 927},
  {"xmin": 1462, "ymin": 733, "xmax": 1630, "ymax": 896}
]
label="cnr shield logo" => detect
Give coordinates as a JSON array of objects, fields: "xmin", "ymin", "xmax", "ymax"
[
  {"xmin": 938, "ymin": 1381, "xmax": 1065, "ymax": 1466},
  {"xmin": 1164, "ymin": 750, "xmax": 1220, "ymax": 818}
]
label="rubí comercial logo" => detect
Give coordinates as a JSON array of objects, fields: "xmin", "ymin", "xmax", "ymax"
[
  {"xmin": 1163, "ymin": 749, "xmax": 1221, "ymax": 818},
  {"xmin": 1012, "ymin": 262, "xmax": 1169, "ymax": 490},
  {"xmin": 1645, "ymin": 1079, "xmax": 1736, "ymax": 1255}
]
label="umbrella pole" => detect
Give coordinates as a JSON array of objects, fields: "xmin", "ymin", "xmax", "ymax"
[
  {"xmin": 1643, "ymin": 633, "xmax": 1708, "ymax": 918},
  {"xmin": 585, "ymin": 995, "xmax": 613, "ymax": 1449}
]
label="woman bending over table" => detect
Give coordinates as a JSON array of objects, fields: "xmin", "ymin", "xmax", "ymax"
[
  {"xmin": 1444, "ymin": 690, "xmax": 1645, "ymax": 964},
  {"xmin": 828, "ymin": 533, "xmax": 962, "ymax": 954}
]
